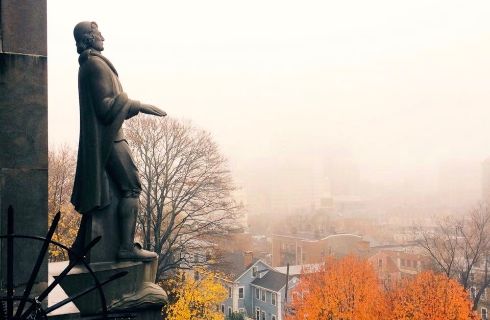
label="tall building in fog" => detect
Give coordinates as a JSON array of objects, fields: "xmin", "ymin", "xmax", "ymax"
[{"xmin": 482, "ymin": 159, "xmax": 490, "ymax": 204}]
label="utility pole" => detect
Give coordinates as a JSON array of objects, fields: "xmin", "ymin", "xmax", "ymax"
[{"xmin": 283, "ymin": 263, "xmax": 290, "ymax": 318}]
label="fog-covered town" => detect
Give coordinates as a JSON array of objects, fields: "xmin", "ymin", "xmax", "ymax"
[{"xmin": 2, "ymin": 1, "xmax": 490, "ymax": 320}]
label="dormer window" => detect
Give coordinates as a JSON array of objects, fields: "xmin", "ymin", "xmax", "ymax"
[{"xmin": 252, "ymin": 266, "xmax": 258, "ymax": 277}]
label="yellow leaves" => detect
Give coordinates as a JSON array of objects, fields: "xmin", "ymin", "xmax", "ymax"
[
  {"xmin": 165, "ymin": 269, "xmax": 227, "ymax": 320},
  {"xmin": 48, "ymin": 145, "xmax": 78, "ymax": 261},
  {"xmin": 48, "ymin": 203, "xmax": 80, "ymax": 261}
]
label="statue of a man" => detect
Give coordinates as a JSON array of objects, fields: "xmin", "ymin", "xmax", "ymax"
[{"xmin": 70, "ymin": 21, "xmax": 165, "ymax": 261}]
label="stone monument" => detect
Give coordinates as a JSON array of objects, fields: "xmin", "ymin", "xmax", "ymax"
[
  {"xmin": 54, "ymin": 21, "xmax": 167, "ymax": 318},
  {"xmin": 0, "ymin": 0, "xmax": 48, "ymax": 303},
  {"xmin": 70, "ymin": 21, "xmax": 166, "ymax": 263}
]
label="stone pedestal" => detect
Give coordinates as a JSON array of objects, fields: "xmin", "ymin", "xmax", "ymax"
[
  {"xmin": 50, "ymin": 259, "xmax": 166, "ymax": 319},
  {"xmin": 0, "ymin": 0, "xmax": 48, "ymax": 296}
]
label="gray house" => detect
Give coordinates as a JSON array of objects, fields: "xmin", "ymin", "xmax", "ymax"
[{"xmin": 219, "ymin": 259, "xmax": 299, "ymax": 320}]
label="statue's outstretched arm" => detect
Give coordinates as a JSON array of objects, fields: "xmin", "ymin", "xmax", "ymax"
[{"xmin": 87, "ymin": 58, "xmax": 141, "ymax": 124}]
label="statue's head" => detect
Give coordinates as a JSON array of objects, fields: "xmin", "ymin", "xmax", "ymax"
[{"xmin": 73, "ymin": 21, "xmax": 104, "ymax": 54}]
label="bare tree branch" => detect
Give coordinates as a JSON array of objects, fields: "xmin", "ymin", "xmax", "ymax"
[
  {"xmin": 417, "ymin": 204, "xmax": 490, "ymax": 310},
  {"xmin": 126, "ymin": 116, "xmax": 241, "ymax": 279}
]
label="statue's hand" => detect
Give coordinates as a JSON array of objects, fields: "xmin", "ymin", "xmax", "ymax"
[{"xmin": 140, "ymin": 104, "xmax": 167, "ymax": 117}]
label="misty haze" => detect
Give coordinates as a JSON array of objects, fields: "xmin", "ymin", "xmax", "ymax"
[{"xmin": 42, "ymin": 1, "xmax": 490, "ymax": 319}]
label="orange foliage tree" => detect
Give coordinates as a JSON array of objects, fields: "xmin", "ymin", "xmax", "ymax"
[
  {"xmin": 287, "ymin": 255, "xmax": 387, "ymax": 320},
  {"xmin": 287, "ymin": 255, "xmax": 479, "ymax": 320},
  {"xmin": 387, "ymin": 271, "xmax": 478, "ymax": 320}
]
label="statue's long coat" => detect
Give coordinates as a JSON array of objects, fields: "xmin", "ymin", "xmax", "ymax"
[{"xmin": 71, "ymin": 49, "xmax": 140, "ymax": 213}]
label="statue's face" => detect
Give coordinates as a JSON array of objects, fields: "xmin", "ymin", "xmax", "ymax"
[{"xmin": 91, "ymin": 25, "xmax": 105, "ymax": 52}]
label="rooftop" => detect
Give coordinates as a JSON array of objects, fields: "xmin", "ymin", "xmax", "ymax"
[
  {"xmin": 274, "ymin": 263, "xmax": 323, "ymax": 276},
  {"xmin": 251, "ymin": 269, "xmax": 291, "ymax": 292}
]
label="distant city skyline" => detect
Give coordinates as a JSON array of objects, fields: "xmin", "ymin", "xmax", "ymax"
[{"xmin": 48, "ymin": 1, "xmax": 490, "ymax": 216}]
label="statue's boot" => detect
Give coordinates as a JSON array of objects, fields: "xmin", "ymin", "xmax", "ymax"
[
  {"xmin": 118, "ymin": 244, "xmax": 158, "ymax": 262},
  {"xmin": 117, "ymin": 197, "xmax": 158, "ymax": 262}
]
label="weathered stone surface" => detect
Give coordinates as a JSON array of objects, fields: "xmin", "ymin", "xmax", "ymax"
[
  {"xmin": 0, "ymin": 53, "xmax": 47, "ymax": 170},
  {"xmin": 51, "ymin": 259, "xmax": 166, "ymax": 317},
  {"xmin": 0, "ymin": 168, "xmax": 48, "ymax": 285},
  {"xmin": 0, "ymin": 0, "xmax": 47, "ymax": 55},
  {"xmin": 108, "ymin": 282, "xmax": 167, "ymax": 312},
  {"xmin": 0, "ymin": 0, "xmax": 47, "ymax": 303},
  {"xmin": 0, "ymin": 0, "xmax": 48, "ymax": 314}
]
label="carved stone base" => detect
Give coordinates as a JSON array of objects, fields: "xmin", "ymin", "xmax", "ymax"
[
  {"xmin": 50, "ymin": 259, "xmax": 166, "ymax": 319},
  {"xmin": 109, "ymin": 282, "xmax": 166, "ymax": 311}
]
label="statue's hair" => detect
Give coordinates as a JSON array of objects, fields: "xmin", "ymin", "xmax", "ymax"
[{"xmin": 74, "ymin": 21, "xmax": 98, "ymax": 54}]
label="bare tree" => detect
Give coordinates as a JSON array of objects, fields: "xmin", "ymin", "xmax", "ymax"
[
  {"xmin": 418, "ymin": 205, "xmax": 490, "ymax": 310},
  {"xmin": 125, "ymin": 116, "xmax": 240, "ymax": 279},
  {"xmin": 48, "ymin": 144, "xmax": 79, "ymax": 261}
]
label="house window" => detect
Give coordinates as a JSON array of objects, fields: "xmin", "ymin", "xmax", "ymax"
[
  {"xmin": 239, "ymin": 287, "xmax": 244, "ymax": 299},
  {"xmin": 228, "ymin": 307, "xmax": 232, "ymax": 316},
  {"xmin": 482, "ymin": 307, "xmax": 488, "ymax": 320},
  {"xmin": 471, "ymin": 287, "xmax": 477, "ymax": 299},
  {"xmin": 221, "ymin": 304, "xmax": 225, "ymax": 313},
  {"xmin": 255, "ymin": 287, "xmax": 260, "ymax": 299},
  {"xmin": 261, "ymin": 311, "xmax": 266, "ymax": 320},
  {"xmin": 256, "ymin": 308, "xmax": 260, "ymax": 320},
  {"xmin": 378, "ymin": 258, "xmax": 382, "ymax": 268},
  {"xmin": 272, "ymin": 292, "xmax": 276, "ymax": 305},
  {"xmin": 272, "ymin": 315, "xmax": 276, "ymax": 320},
  {"xmin": 252, "ymin": 266, "xmax": 258, "ymax": 277},
  {"xmin": 261, "ymin": 289, "xmax": 266, "ymax": 302},
  {"xmin": 194, "ymin": 271, "xmax": 200, "ymax": 281},
  {"xmin": 228, "ymin": 286, "xmax": 232, "ymax": 298}
]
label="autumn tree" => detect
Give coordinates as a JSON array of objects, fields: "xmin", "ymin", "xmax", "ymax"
[
  {"xmin": 125, "ymin": 116, "xmax": 240, "ymax": 279},
  {"xmin": 418, "ymin": 205, "xmax": 490, "ymax": 309},
  {"xmin": 287, "ymin": 255, "xmax": 387, "ymax": 320},
  {"xmin": 387, "ymin": 271, "xmax": 478, "ymax": 320},
  {"xmin": 165, "ymin": 269, "xmax": 227, "ymax": 320},
  {"xmin": 48, "ymin": 145, "xmax": 80, "ymax": 261}
]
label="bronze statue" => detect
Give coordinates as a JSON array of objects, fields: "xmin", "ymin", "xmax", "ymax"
[{"xmin": 70, "ymin": 21, "xmax": 165, "ymax": 262}]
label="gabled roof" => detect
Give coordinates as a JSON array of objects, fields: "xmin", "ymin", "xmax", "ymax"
[
  {"xmin": 235, "ymin": 259, "xmax": 275, "ymax": 282},
  {"xmin": 251, "ymin": 269, "xmax": 291, "ymax": 292},
  {"xmin": 210, "ymin": 251, "xmax": 259, "ymax": 280}
]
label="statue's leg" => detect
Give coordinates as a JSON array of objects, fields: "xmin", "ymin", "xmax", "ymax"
[
  {"xmin": 118, "ymin": 196, "xmax": 138, "ymax": 251},
  {"xmin": 107, "ymin": 141, "xmax": 157, "ymax": 262},
  {"xmin": 117, "ymin": 194, "xmax": 157, "ymax": 261}
]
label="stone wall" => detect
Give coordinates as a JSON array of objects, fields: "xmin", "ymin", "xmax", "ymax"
[{"xmin": 0, "ymin": 0, "xmax": 48, "ymax": 290}]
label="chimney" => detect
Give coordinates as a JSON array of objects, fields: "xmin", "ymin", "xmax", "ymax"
[{"xmin": 244, "ymin": 251, "xmax": 254, "ymax": 267}]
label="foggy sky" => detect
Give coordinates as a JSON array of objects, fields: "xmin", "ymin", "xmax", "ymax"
[{"xmin": 48, "ymin": 1, "xmax": 490, "ymax": 215}]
